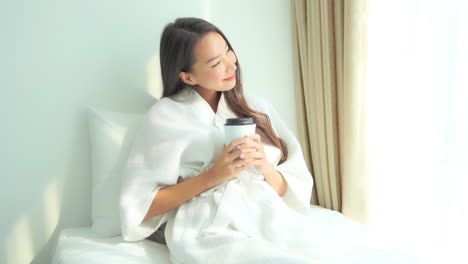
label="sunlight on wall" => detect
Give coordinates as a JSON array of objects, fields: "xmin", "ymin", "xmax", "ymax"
[
  {"xmin": 202, "ymin": 0, "xmax": 213, "ymax": 22},
  {"xmin": 146, "ymin": 53, "xmax": 163, "ymax": 99},
  {"xmin": 103, "ymin": 121, "xmax": 126, "ymax": 147},
  {"xmin": 4, "ymin": 177, "xmax": 63, "ymax": 264},
  {"xmin": 6, "ymin": 216, "xmax": 34, "ymax": 264},
  {"xmin": 44, "ymin": 178, "xmax": 61, "ymax": 240}
]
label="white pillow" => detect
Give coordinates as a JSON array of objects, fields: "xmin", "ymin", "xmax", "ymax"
[{"xmin": 87, "ymin": 106, "xmax": 146, "ymax": 237}]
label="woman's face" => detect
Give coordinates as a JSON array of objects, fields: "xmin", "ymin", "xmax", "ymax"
[{"xmin": 180, "ymin": 32, "xmax": 238, "ymax": 94}]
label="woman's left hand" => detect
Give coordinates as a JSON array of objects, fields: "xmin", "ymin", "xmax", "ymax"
[{"xmin": 237, "ymin": 134, "xmax": 274, "ymax": 175}]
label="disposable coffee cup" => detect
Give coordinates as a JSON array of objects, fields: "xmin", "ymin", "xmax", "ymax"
[
  {"xmin": 224, "ymin": 117, "xmax": 260, "ymax": 171},
  {"xmin": 224, "ymin": 117, "xmax": 256, "ymax": 147}
]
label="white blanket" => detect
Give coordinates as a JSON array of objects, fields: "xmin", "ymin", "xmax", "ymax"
[{"xmin": 52, "ymin": 206, "xmax": 420, "ymax": 264}]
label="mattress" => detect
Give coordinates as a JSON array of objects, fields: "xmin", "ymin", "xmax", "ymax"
[
  {"xmin": 51, "ymin": 205, "xmax": 420, "ymax": 264},
  {"xmin": 51, "ymin": 227, "xmax": 172, "ymax": 264}
]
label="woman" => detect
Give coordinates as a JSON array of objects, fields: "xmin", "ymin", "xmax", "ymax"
[{"xmin": 120, "ymin": 17, "xmax": 417, "ymax": 264}]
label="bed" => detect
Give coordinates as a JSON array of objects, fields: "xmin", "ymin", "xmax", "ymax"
[
  {"xmin": 51, "ymin": 205, "xmax": 366, "ymax": 264},
  {"xmin": 53, "ymin": 106, "xmax": 423, "ymax": 263},
  {"xmin": 51, "ymin": 227, "xmax": 171, "ymax": 264}
]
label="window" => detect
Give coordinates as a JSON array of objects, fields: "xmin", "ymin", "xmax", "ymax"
[{"xmin": 368, "ymin": 0, "xmax": 467, "ymax": 257}]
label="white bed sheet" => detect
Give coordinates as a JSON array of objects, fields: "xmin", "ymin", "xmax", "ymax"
[
  {"xmin": 51, "ymin": 227, "xmax": 172, "ymax": 264},
  {"xmin": 51, "ymin": 205, "xmax": 422, "ymax": 264}
]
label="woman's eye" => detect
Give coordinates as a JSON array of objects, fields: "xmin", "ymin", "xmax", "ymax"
[{"xmin": 211, "ymin": 48, "xmax": 231, "ymax": 68}]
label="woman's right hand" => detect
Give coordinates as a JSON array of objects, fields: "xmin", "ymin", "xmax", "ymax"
[{"xmin": 204, "ymin": 137, "xmax": 257, "ymax": 186}]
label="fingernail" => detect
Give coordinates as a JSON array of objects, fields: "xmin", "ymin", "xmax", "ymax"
[{"xmin": 240, "ymin": 154, "xmax": 245, "ymax": 159}]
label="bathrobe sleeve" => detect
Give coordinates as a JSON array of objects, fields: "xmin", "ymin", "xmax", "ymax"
[
  {"xmin": 247, "ymin": 96, "xmax": 314, "ymax": 215},
  {"xmin": 119, "ymin": 101, "xmax": 186, "ymax": 241}
]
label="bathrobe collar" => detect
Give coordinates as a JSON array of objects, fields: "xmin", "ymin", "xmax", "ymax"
[{"xmin": 173, "ymin": 87, "xmax": 235, "ymax": 127}]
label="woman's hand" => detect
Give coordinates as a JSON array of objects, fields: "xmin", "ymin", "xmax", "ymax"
[
  {"xmin": 204, "ymin": 137, "xmax": 258, "ymax": 186},
  {"xmin": 238, "ymin": 134, "xmax": 275, "ymax": 175},
  {"xmin": 240, "ymin": 134, "xmax": 288, "ymax": 196}
]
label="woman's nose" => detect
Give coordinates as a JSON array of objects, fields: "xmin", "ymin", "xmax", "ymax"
[
  {"xmin": 225, "ymin": 56, "xmax": 237, "ymax": 73},
  {"xmin": 227, "ymin": 62, "xmax": 236, "ymax": 74}
]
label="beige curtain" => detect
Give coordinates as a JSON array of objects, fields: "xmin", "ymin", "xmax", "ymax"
[{"xmin": 291, "ymin": 0, "xmax": 369, "ymax": 224}]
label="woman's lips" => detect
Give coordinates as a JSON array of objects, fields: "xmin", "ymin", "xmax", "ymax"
[{"xmin": 223, "ymin": 73, "xmax": 236, "ymax": 81}]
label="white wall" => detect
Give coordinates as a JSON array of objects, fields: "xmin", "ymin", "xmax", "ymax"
[{"xmin": 0, "ymin": 1, "xmax": 296, "ymax": 263}]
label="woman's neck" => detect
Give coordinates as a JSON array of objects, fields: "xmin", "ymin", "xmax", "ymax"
[{"xmin": 192, "ymin": 87, "xmax": 221, "ymax": 113}]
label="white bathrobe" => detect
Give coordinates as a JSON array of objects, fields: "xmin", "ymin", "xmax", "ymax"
[{"xmin": 120, "ymin": 88, "xmax": 418, "ymax": 264}]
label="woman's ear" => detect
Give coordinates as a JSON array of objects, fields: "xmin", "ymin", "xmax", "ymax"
[{"xmin": 179, "ymin": 72, "xmax": 197, "ymax": 85}]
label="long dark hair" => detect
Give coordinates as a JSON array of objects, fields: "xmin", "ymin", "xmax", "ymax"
[{"xmin": 159, "ymin": 17, "xmax": 288, "ymax": 164}]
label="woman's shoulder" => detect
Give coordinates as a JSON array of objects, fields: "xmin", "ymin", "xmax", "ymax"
[
  {"xmin": 147, "ymin": 88, "xmax": 198, "ymax": 115},
  {"xmin": 244, "ymin": 93, "xmax": 273, "ymax": 113},
  {"xmin": 146, "ymin": 96, "xmax": 186, "ymax": 116},
  {"xmin": 142, "ymin": 97, "xmax": 186, "ymax": 127}
]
